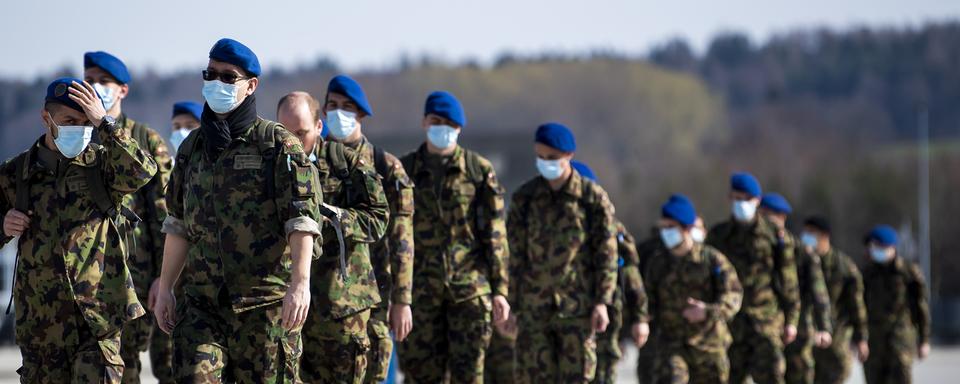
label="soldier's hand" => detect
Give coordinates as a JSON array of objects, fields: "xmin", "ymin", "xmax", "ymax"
[
  {"xmin": 492, "ymin": 295, "xmax": 510, "ymax": 324},
  {"xmin": 591, "ymin": 304, "xmax": 610, "ymax": 333},
  {"xmin": 856, "ymin": 340, "xmax": 870, "ymax": 362},
  {"xmin": 281, "ymin": 279, "xmax": 310, "ymax": 330},
  {"xmin": 389, "ymin": 303, "xmax": 413, "ymax": 342},
  {"xmin": 632, "ymin": 322, "xmax": 650, "ymax": 348},
  {"xmin": 814, "ymin": 331, "xmax": 833, "ymax": 348},
  {"xmin": 3, "ymin": 209, "xmax": 31, "ymax": 237},
  {"xmin": 919, "ymin": 342, "xmax": 930, "ymax": 360},
  {"xmin": 682, "ymin": 298, "xmax": 707, "ymax": 323},
  {"xmin": 67, "ymin": 81, "xmax": 106, "ymax": 127},
  {"xmin": 496, "ymin": 314, "xmax": 518, "ymax": 338},
  {"xmin": 154, "ymin": 289, "xmax": 177, "ymax": 334},
  {"xmin": 783, "ymin": 324, "xmax": 798, "ymax": 344}
]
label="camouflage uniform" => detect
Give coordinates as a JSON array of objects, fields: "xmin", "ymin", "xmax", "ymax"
[
  {"xmin": 635, "ymin": 229, "xmax": 664, "ymax": 384},
  {"xmin": 862, "ymin": 256, "xmax": 930, "ymax": 384},
  {"xmin": 163, "ymin": 118, "xmax": 324, "ymax": 383},
  {"xmin": 301, "ymin": 139, "xmax": 389, "ymax": 384},
  {"xmin": 484, "ymin": 327, "xmax": 517, "ymax": 384},
  {"xmin": 812, "ymin": 247, "xmax": 867, "ymax": 384},
  {"xmin": 113, "ymin": 115, "xmax": 174, "ymax": 384},
  {"xmin": 343, "ymin": 137, "xmax": 414, "ymax": 384},
  {"xmin": 507, "ymin": 172, "xmax": 617, "ymax": 384},
  {"xmin": 594, "ymin": 221, "xmax": 648, "ymax": 384},
  {"xmin": 706, "ymin": 216, "xmax": 800, "ymax": 384},
  {"xmin": 398, "ymin": 144, "xmax": 508, "ymax": 384},
  {"xmin": 644, "ymin": 242, "xmax": 743, "ymax": 384},
  {"xmin": 0, "ymin": 126, "xmax": 158, "ymax": 383},
  {"xmin": 783, "ymin": 233, "xmax": 831, "ymax": 384}
]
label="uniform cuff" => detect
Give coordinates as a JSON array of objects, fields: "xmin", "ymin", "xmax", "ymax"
[
  {"xmin": 285, "ymin": 217, "xmax": 322, "ymax": 237},
  {"xmin": 391, "ymin": 292, "xmax": 413, "ymax": 306},
  {"xmin": 161, "ymin": 216, "xmax": 187, "ymax": 237}
]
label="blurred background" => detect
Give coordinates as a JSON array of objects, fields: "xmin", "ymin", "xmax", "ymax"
[{"xmin": 2, "ymin": 0, "xmax": 960, "ymax": 381}]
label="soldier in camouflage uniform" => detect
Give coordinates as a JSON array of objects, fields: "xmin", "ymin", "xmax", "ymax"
[
  {"xmin": 276, "ymin": 86, "xmax": 390, "ymax": 383},
  {"xmin": 1, "ymin": 78, "xmax": 157, "ymax": 383},
  {"xmin": 504, "ymin": 123, "xmax": 617, "ymax": 383},
  {"xmin": 83, "ymin": 50, "xmax": 175, "ymax": 384},
  {"xmin": 706, "ymin": 173, "xmax": 800, "ymax": 384},
  {"xmin": 318, "ymin": 75, "xmax": 416, "ymax": 383},
  {"xmin": 153, "ymin": 38, "xmax": 323, "ymax": 383},
  {"xmin": 758, "ymin": 194, "xmax": 832, "ymax": 384},
  {"xmin": 635, "ymin": 226, "xmax": 665, "ymax": 384},
  {"xmin": 801, "ymin": 216, "xmax": 868, "ymax": 384},
  {"xmin": 399, "ymin": 91, "xmax": 511, "ymax": 383},
  {"xmin": 861, "ymin": 225, "xmax": 931, "ymax": 384},
  {"xmin": 646, "ymin": 195, "xmax": 743, "ymax": 384}
]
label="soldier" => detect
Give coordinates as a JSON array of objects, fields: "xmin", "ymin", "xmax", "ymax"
[
  {"xmin": 646, "ymin": 194, "xmax": 743, "ymax": 384},
  {"xmin": 861, "ymin": 225, "xmax": 931, "ymax": 384},
  {"xmin": 398, "ymin": 91, "xmax": 510, "ymax": 383},
  {"xmin": 802, "ymin": 216, "xmax": 868, "ymax": 384},
  {"xmin": 504, "ymin": 123, "xmax": 618, "ymax": 383},
  {"xmin": 276, "ymin": 87, "xmax": 390, "ymax": 383},
  {"xmin": 319, "ymin": 75, "xmax": 416, "ymax": 384},
  {"xmin": 152, "ymin": 38, "xmax": 323, "ymax": 383},
  {"xmin": 758, "ymin": 194, "xmax": 832, "ymax": 384},
  {"xmin": 635, "ymin": 224, "xmax": 666, "ymax": 384},
  {"xmin": 1, "ymin": 78, "xmax": 157, "ymax": 382},
  {"xmin": 168, "ymin": 101, "xmax": 203, "ymax": 153},
  {"xmin": 706, "ymin": 173, "xmax": 800, "ymax": 384},
  {"xmin": 83, "ymin": 50, "xmax": 174, "ymax": 384}
]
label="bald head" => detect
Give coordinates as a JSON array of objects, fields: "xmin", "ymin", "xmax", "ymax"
[{"xmin": 278, "ymin": 91, "xmax": 322, "ymax": 154}]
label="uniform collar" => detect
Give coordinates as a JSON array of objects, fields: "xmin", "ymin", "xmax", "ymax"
[
  {"xmin": 535, "ymin": 170, "xmax": 583, "ymax": 199},
  {"xmin": 414, "ymin": 143, "xmax": 465, "ymax": 175}
]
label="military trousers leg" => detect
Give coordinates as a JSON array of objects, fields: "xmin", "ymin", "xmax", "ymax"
[
  {"xmin": 784, "ymin": 331, "xmax": 814, "ymax": 384},
  {"xmin": 363, "ymin": 307, "xmax": 392, "ymax": 384},
  {"xmin": 636, "ymin": 333, "xmax": 658, "ymax": 384},
  {"xmin": 515, "ymin": 314, "xmax": 596, "ymax": 384},
  {"xmin": 654, "ymin": 346, "xmax": 729, "ymax": 384},
  {"xmin": 301, "ymin": 308, "xmax": 371, "ymax": 384},
  {"xmin": 864, "ymin": 332, "xmax": 914, "ymax": 384},
  {"xmin": 593, "ymin": 303, "xmax": 623, "ymax": 384},
  {"xmin": 18, "ymin": 320, "xmax": 124, "ymax": 384},
  {"xmin": 812, "ymin": 328, "xmax": 852, "ymax": 384},
  {"xmin": 398, "ymin": 294, "xmax": 492, "ymax": 384},
  {"xmin": 484, "ymin": 327, "xmax": 517, "ymax": 384},
  {"xmin": 120, "ymin": 312, "xmax": 153, "ymax": 383},
  {"xmin": 728, "ymin": 318, "xmax": 786, "ymax": 384},
  {"xmin": 149, "ymin": 318, "xmax": 175, "ymax": 384}
]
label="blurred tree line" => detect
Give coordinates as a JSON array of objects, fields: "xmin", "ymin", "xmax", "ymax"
[{"xmin": 0, "ymin": 22, "xmax": 958, "ymax": 336}]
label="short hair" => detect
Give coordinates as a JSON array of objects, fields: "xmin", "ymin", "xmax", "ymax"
[
  {"xmin": 277, "ymin": 91, "xmax": 320, "ymax": 122},
  {"xmin": 804, "ymin": 216, "xmax": 832, "ymax": 235}
]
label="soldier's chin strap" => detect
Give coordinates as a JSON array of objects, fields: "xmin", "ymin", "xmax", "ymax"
[{"xmin": 320, "ymin": 203, "xmax": 348, "ymax": 281}]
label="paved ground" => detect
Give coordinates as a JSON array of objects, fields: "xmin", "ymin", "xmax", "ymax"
[{"xmin": 0, "ymin": 345, "xmax": 957, "ymax": 382}]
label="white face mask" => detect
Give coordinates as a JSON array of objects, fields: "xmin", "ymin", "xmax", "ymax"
[
  {"xmin": 660, "ymin": 227, "xmax": 684, "ymax": 249},
  {"xmin": 326, "ymin": 109, "xmax": 359, "ymax": 140},
  {"xmin": 169, "ymin": 128, "xmax": 192, "ymax": 152},
  {"xmin": 536, "ymin": 158, "xmax": 566, "ymax": 180},
  {"xmin": 690, "ymin": 227, "xmax": 706, "ymax": 243},
  {"xmin": 732, "ymin": 199, "xmax": 757, "ymax": 222},
  {"xmin": 870, "ymin": 245, "xmax": 893, "ymax": 263},
  {"xmin": 53, "ymin": 125, "xmax": 94, "ymax": 158},
  {"xmin": 427, "ymin": 124, "xmax": 459, "ymax": 149},
  {"xmin": 202, "ymin": 80, "xmax": 242, "ymax": 114},
  {"xmin": 801, "ymin": 232, "xmax": 819, "ymax": 249},
  {"xmin": 93, "ymin": 83, "xmax": 117, "ymax": 111}
]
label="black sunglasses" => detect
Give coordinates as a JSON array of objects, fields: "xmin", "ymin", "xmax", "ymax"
[{"xmin": 202, "ymin": 69, "xmax": 249, "ymax": 84}]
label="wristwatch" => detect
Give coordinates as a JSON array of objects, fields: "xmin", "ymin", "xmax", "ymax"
[{"xmin": 99, "ymin": 115, "xmax": 117, "ymax": 135}]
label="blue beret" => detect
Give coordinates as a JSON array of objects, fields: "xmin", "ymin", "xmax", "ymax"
[
  {"xmin": 535, "ymin": 123, "xmax": 576, "ymax": 153},
  {"xmin": 327, "ymin": 75, "xmax": 373, "ymax": 116},
  {"xmin": 45, "ymin": 77, "xmax": 101, "ymax": 113},
  {"xmin": 731, "ymin": 172, "xmax": 762, "ymax": 197},
  {"xmin": 172, "ymin": 101, "xmax": 203, "ymax": 121},
  {"xmin": 570, "ymin": 160, "xmax": 597, "ymax": 182},
  {"xmin": 661, "ymin": 194, "xmax": 697, "ymax": 227},
  {"xmin": 209, "ymin": 38, "xmax": 261, "ymax": 77},
  {"xmin": 760, "ymin": 193, "xmax": 792, "ymax": 214},
  {"xmin": 424, "ymin": 91, "xmax": 466, "ymax": 128},
  {"xmin": 84, "ymin": 51, "xmax": 131, "ymax": 84},
  {"xmin": 867, "ymin": 225, "xmax": 898, "ymax": 246}
]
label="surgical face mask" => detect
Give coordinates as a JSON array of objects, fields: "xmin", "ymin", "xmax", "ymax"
[
  {"xmin": 202, "ymin": 80, "xmax": 242, "ymax": 114},
  {"xmin": 93, "ymin": 83, "xmax": 116, "ymax": 111},
  {"xmin": 801, "ymin": 232, "xmax": 819, "ymax": 249},
  {"xmin": 536, "ymin": 158, "xmax": 566, "ymax": 181},
  {"xmin": 660, "ymin": 227, "xmax": 684, "ymax": 249},
  {"xmin": 732, "ymin": 199, "xmax": 757, "ymax": 222},
  {"xmin": 870, "ymin": 245, "xmax": 893, "ymax": 263},
  {"xmin": 169, "ymin": 128, "xmax": 192, "ymax": 152},
  {"xmin": 690, "ymin": 227, "xmax": 706, "ymax": 243},
  {"xmin": 53, "ymin": 125, "xmax": 94, "ymax": 158},
  {"xmin": 326, "ymin": 109, "xmax": 359, "ymax": 140},
  {"xmin": 427, "ymin": 124, "xmax": 459, "ymax": 149}
]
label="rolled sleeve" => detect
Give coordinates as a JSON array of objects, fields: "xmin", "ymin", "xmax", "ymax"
[
  {"xmin": 285, "ymin": 216, "xmax": 322, "ymax": 238},
  {"xmin": 161, "ymin": 215, "xmax": 187, "ymax": 238}
]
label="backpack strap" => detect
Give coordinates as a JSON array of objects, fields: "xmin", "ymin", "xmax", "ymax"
[
  {"xmin": 14, "ymin": 152, "xmax": 31, "ymax": 212},
  {"xmin": 254, "ymin": 120, "xmax": 279, "ymax": 199},
  {"xmin": 326, "ymin": 141, "xmax": 352, "ymax": 181},
  {"xmin": 83, "ymin": 146, "xmax": 119, "ymax": 217},
  {"xmin": 373, "ymin": 145, "xmax": 388, "ymax": 178},
  {"xmin": 463, "ymin": 149, "xmax": 485, "ymax": 186}
]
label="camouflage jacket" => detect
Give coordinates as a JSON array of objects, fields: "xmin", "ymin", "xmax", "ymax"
[
  {"xmin": 862, "ymin": 256, "xmax": 930, "ymax": 346},
  {"xmin": 347, "ymin": 137, "xmax": 414, "ymax": 306},
  {"xmin": 162, "ymin": 118, "xmax": 323, "ymax": 313},
  {"xmin": 310, "ymin": 139, "xmax": 389, "ymax": 320},
  {"xmin": 506, "ymin": 172, "xmax": 617, "ymax": 318},
  {"xmin": 818, "ymin": 247, "xmax": 868, "ymax": 342},
  {"xmin": 706, "ymin": 216, "xmax": 800, "ymax": 330},
  {"xmin": 0, "ymin": 130, "xmax": 157, "ymax": 346},
  {"xmin": 616, "ymin": 221, "xmax": 649, "ymax": 325},
  {"xmin": 401, "ymin": 144, "xmax": 508, "ymax": 303},
  {"xmin": 645, "ymin": 243, "xmax": 743, "ymax": 352},
  {"xmin": 787, "ymin": 232, "xmax": 831, "ymax": 337}
]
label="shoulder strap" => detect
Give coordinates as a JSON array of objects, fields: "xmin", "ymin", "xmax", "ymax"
[
  {"xmin": 373, "ymin": 145, "xmax": 388, "ymax": 178},
  {"xmin": 463, "ymin": 150, "xmax": 485, "ymax": 185},
  {"xmin": 326, "ymin": 141, "xmax": 351, "ymax": 180},
  {"xmin": 400, "ymin": 153, "xmax": 416, "ymax": 179},
  {"xmin": 14, "ymin": 153, "xmax": 31, "ymax": 212},
  {"xmin": 255, "ymin": 120, "xmax": 279, "ymax": 199}
]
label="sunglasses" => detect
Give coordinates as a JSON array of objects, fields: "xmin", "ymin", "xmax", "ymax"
[{"xmin": 202, "ymin": 69, "xmax": 249, "ymax": 84}]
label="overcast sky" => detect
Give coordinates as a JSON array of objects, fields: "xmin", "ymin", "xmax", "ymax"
[{"xmin": 2, "ymin": 0, "xmax": 958, "ymax": 79}]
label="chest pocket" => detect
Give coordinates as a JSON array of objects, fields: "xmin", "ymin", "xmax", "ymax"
[
  {"xmin": 448, "ymin": 180, "xmax": 476, "ymax": 225},
  {"xmin": 64, "ymin": 171, "xmax": 88, "ymax": 193},
  {"xmin": 680, "ymin": 260, "xmax": 715, "ymax": 301}
]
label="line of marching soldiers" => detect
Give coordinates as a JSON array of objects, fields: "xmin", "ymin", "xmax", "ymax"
[{"xmin": 0, "ymin": 37, "xmax": 929, "ymax": 384}]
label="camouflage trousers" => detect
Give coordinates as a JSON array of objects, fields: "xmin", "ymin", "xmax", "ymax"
[
  {"xmin": 173, "ymin": 301, "xmax": 302, "ymax": 383},
  {"xmin": 150, "ymin": 320, "xmax": 175, "ymax": 384},
  {"xmin": 301, "ymin": 308, "xmax": 371, "ymax": 384},
  {"xmin": 398, "ymin": 295, "xmax": 492, "ymax": 384},
  {"xmin": 812, "ymin": 328, "xmax": 852, "ymax": 384},
  {"xmin": 728, "ymin": 316, "xmax": 786, "ymax": 384},
  {"xmin": 363, "ymin": 306, "xmax": 392, "ymax": 384},
  {"xmin": 120, "ymin": 311, "xmax": 153, "ymax": 383},
  {"xmin": 515, "ymin": 314, "xmax": 596, "ymax": 384},
  {"xmin": 593, "ymin": 303, "xmax": 623, "ymax": 384},
  {"xmin": 484, "ymin": 326, "xmax": 517, "ymax": 383},
  {"xmin": 653, "ymin": 346, "xmax": 729, "ymax": 384},
  {"xmin": 864, "ymin": 328, "xmax": 917, "ymax": 384},
  {"xmin": 636, "ymin": 334, "xmax": 657, "ymax": 384},
  {"xmin": 18, "ymin": 319, "xmax": 124, "ymax": 383},
  {"xmin": 784, "ymin": 329, "xmax": 814, "ymax": 384}
]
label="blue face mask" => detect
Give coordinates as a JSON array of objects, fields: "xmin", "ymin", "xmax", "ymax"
[
  {"xmin": 660, "ymin": 227, "xmax": 684, "ymax": 249},
  {"xmin": 801, "ymin": 232, "xmax": 819, "ymax": 249},
  {"xmin": 732, "ymin": 199, "xmax": 757, "ymax": 222},
  {"xmin": 53, "ymin": 125, "xmax": 94, "ymax": 158},
  {"xmin": 427, "ymin": 125, "xmax": 459, "ymax": 149},
  {"xmin": 870, "ymin": 245, "xmax": 893, "ymax": 263},
  {"xmin": 202, "ymin": 80, "xmax": 241, "ymax": 113},
  {"xmin": 93, "ymin": 83, "xmax": 116, "ymax": 111},
  {"xmin": 169, "ymin": 128, "xmax": 191, "ymax": 152},
  {"xmin": 536, "ymin": 158, "xmax": 566, "ymax": 180},
  {"xmin": 326, "ymin": 109, "xmax": 358, "ymax": 140}
]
